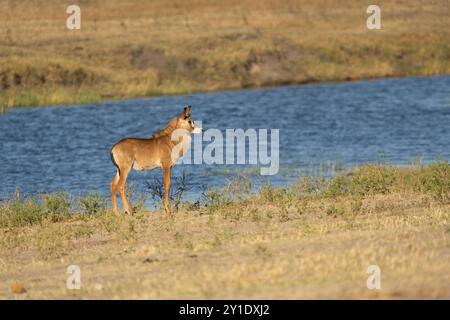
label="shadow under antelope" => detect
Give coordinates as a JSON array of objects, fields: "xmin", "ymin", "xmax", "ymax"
[{"xmin": 110, "ymin": 105, "xmax": 202, "ymax": 214}]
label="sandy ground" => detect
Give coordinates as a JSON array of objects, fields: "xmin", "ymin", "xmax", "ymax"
[{"xmin": 1, "ymin": 192, "xmax": 449, "ymax": 299}]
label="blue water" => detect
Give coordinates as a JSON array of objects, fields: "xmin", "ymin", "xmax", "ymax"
[{"xmin": 1, "ymin": 75, "xmax": 449, "ymax": 205}]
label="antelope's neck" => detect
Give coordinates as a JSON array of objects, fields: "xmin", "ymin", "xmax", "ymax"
[
  {"xmin": 179, "ymin": 133, "xmax": 192, "ymax": 149},
  {"xmin": 171, "ymin": 132, "xmax": 192, "ymax": 158}
]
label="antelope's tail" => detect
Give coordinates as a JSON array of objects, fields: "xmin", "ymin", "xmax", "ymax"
[{"xmin": 110, "ymin": 148, "xmax": 120, "ymax": 176}]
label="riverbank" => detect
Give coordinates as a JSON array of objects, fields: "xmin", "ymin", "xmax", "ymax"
[
  {"xmin": 1, "ymin": 163, "xmax": 449, "ymax": 299},
  {"xmin": 1, "ymin": 0, "xmax": 449, "ymax": 110}
]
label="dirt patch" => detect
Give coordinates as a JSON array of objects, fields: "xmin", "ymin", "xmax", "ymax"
[
  {"xmin": 130, "ymin": 46, "xmax": 167, "ymax": 71},
  {"xmin": 238, "ymin": 40, "xmax": 314, "ymax": 87},
  {"xmin": 0, "ymin": 62, "xmax": 100, "ymax": 89},
  {"xmin": 129, "ymin": 46, "xmax": 203, "ymax": 82}
]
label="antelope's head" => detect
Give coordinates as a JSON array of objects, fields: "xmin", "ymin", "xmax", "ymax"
[{"xmin": 177, "ymin": 105, "xmax": 202, "ymax": 134}]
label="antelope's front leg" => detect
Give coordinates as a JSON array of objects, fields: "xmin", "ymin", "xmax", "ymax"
[{"xmin": 162, "ymin": 166, "xmax": 171, "ymax": 213}]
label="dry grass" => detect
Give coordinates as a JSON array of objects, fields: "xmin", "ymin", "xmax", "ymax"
[
  {"xmin": 0, "ymin": 164, "xmax": 449, "ymax": 299},
  {"xmin": 0, "ymin": 0, "xmax": 449, "ymax": 109}
]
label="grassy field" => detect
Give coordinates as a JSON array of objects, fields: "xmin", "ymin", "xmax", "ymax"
[
  {"xmin": 0, "ymin": 163, "xmax": 449, "ymax": 299},
  {"xmin": 0, "ymin": 0, "xmax": 449, "ymax": 109}
]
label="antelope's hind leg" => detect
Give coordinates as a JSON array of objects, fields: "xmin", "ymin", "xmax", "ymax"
[
  {"xmin": 110, "ymin": 170, "xmax": 120, "ymax": 215},
  {"xmin": 118, "ymin": 165, "xmax": 133, "ymax": 215}
]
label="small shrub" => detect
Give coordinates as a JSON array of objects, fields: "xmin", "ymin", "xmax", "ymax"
[
  {"xmin": 250, "ymin": 208, "xmax": 261, "ymax": 221},
  {"xmin": 326, "ymin": 165, "xmax": 396, "ymax": 197},
  {"xmin": 350, "ymin": 196, "xmax": 363, "ymax": 215},
  {"xmin": 260, "ymin": 182, "xmax": 275, "ymax": 202},
  {"xmin": 296, "ymin": 203, "xmax": 306, "ymax": 216},
  {"xmin": 78, "ymin": 193, "xmax": 107, "ymax": 215},
  {"xmin": 279, "ymin": 203, "xmax": 290, "ymax": 222},
  {"xmin": 259, "ymin": 182, "xmax": 288, "ymax": 204},
  {"xmin": 183, "ymin": 200, "xmax": 201, "ymax": 211},
  {"xmin": 147, "ymin": 171, "xmax": 189, "ymax": 211},
  {"xmin": 414, "ymin": 161, "xmax": 450, "ymax": 203},
  {"xmin": 201, "ymin": 189, "xmax": 231, "ymax": 215},
  {"xmin": 325, "ymin": 204, "xmax": 344, "ymax": 216},
  {"xmin": 225, "ymin": 174, "xmax": 252, "ymax": 201},
  {"xmin": 0, "ymin": 193, "xmax": 46, "ymax": 227},
  {"xmin": 201, "ymin": 174, "xmax": 252, "ymax": 215},
  {"xmin": 95, "ymin": 211, "xmax": 137, "ymax": 241},
  {"xmin": 42, "ymin": 192, "xmax": 72, "ymax": 221},
  {"xmin": 294, "ymin": 176, "xmax": 327, "ymax": 195}
]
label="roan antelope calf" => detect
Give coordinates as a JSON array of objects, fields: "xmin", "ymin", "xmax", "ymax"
[{"xmin": 110, "ymin": 106, "xmax": 201, "ymax": 214}]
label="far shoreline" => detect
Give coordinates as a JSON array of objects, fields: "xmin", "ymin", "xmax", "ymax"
[{"xmin": 2, "ymin": 73, "xmax": 449, "ymax": 112}]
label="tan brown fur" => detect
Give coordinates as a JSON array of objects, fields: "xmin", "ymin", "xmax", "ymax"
[{"xmin": 110, "ymin": 106, "xmax": 200, "ymax": 214}]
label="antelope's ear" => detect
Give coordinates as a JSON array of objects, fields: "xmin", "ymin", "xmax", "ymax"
[{"xmin": 181, "ymin": 105, "xmax": 191, "ymax": 117}]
